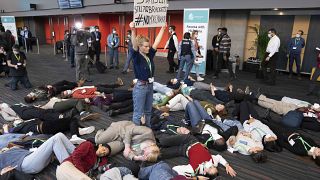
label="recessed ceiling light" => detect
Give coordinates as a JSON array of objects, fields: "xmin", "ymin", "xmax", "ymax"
[
  {"xmin": 279, "ymin": 12, "xmax": 284, "ymax": 15},
  {"xmin": 273, "ymin": 8, "xmax": 279, "ymax": 10}
]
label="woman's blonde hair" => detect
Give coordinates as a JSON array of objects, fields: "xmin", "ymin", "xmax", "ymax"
[
  {"xmin": 191, "ymin": 30, "xmax": 198, "ymax": 39},
  {"xmin": 136, "ymin": 35, "xmax": 150, "ymax": 47},
  {"xmin": 145, "ymin": 144, "xmax": 160, "ymax": 162}
]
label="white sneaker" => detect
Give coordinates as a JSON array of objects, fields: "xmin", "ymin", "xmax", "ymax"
[
  {"xmin": 79, "ymin": 126, "xmax": 95, "ymax": 135},
  {"xmin": 70, "ymin": 135, "xmax": 86, "ymax": 145},
  {"xmin": 197, "ymin": 76, "xmax": 204, "ymax": 81}
]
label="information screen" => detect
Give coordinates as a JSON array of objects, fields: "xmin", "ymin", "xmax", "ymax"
[{"xmin": 57, "ymin": 0, "xmax": 83, "ymax": 9}]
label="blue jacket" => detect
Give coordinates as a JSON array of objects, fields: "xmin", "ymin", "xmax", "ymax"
[
  {"xmin": 288, "ymin": 37, "xmax": 305, "ymax": 54},
  {"xmin": 0, "ymin": 147, "xmax": 31, "ymax": 171},
  {"xmin": 107, "ymin": 33, "xmax": 120, "ymax": 48}
]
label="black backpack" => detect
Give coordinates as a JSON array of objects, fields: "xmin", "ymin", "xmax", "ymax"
[{"xmin": 95, "ymin": 60, "xmax": 107, "ymax": 73}]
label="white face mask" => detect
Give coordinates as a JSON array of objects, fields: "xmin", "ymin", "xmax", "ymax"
[
  {"xmin": 66, "ymin": 90, "xmax": 72, "ymax": 95},
  {"xmin": 13, "ymin": 50, "xmax": 19, "ymax": 54},
  {"xmin": 113, "ymin": 30, "xmax": 116, "ymax": 34},
  {"xmin": 296, "ymin": 34, "xmax": 301, "ymax": 38},
  {"xmin": 96, "ymin": 29, "xmax": 99, "ymax": 32},
  {"xmin": 218, "ymin": 31, "xmax": 221, "ymax": 35},
  {"xmin": 268, "ymin": 34, "xmax": 273, "ymax": 38}
]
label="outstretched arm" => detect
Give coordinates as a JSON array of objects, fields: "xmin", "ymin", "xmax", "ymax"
[
  {"xmin": 129, "ymin": 22, "xmax": 138, "ymax": 51},
  {"xmin": 152, "ymin": 23, "xmax": 167, "ymax": 50}
]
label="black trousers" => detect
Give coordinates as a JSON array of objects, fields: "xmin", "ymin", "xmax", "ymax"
[
  {"xmin": 212, "ymin": 50, "xmax": 219, "ymax": 73},
  {"xmin": 232, "ymin": 101, "xmax": 260, "ymax": 123},
  {"xmin": 113, "ymin": 90, "xmax": 132, "ymax": 102},
  {"xmin": 109, "ymin": 99, "xmax": 133, "ymax": 109},
  {"xmin": 0, "ymin": 169, "xmax": 34, "ymax": 180},
  {"xmin": 215, "ymin": 52, "xmax": 234, "ymax": 78},
  {"xmin": 96, "ymin": 83, "xmax": 120, "ymax": 94},
  {"xmin": 12, "ymin": 117, "xmax": 79, "ymax": 136},
  {"xmin": 0, "ymin": 65, "xmax": 9, "ymax": 75},
  {"xmin": 25, "ymin": 38, "xmax": 33, "ymax": 51},
  {"xmin": 167, "ymin": 49, "xmax": 178, "ymax": 72},
  {"xmin": 94, "ymin": 43, "xmax": 101, "ymax": 61},
  {"xmin": 158, "ymin": 134, "xmax": 198, "ymax": 159},
  {"xmin": 261, "ymin": 52, "xmax": 278, "ymax": 85},
  {"xmin": 53, "ymin": 99, "xmax": 89, "ymax": 113},
  {"xmin": 11, "ymin": 105, "xmax": 62, "ymax": 121},
  {"xmin": 52, "ymin": 80, "xmax": 78, "ymax": 96}
]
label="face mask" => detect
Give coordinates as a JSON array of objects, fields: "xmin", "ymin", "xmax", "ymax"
[
  {"xmin": 96, "ymin": 29, "xmax": 99, "ymax": 32},
  {"xmin": 66, "ymin": 90, "xmax": 72, "ymax": 95},
  {"xmin": 113, "ymin": 30, "xmax": 116, "ymax": 34},
  {"xmin": 218, "ymin": 32, "xmax": 221, "ymax": 35},
  {"xmin": 268, "ymin": 34, "xmax": 272, "ymax": 38},
  {"xmin": 13, "ymin": 50, "xmax": 19, "ymax": 54},
  {"xmin": 24, "ymin": 28, "xmax": 27, "ymax": 31},
  {"xmin": 296, "ymin": 34, "xmax": 301, "ymax": 38}
]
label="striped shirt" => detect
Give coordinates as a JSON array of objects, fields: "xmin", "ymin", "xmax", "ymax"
[{"xmin": 219, "ymin": 34, "xmax": 231, "ymax": 54}]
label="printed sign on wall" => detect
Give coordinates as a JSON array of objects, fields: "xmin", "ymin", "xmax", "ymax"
[
  {"xmin": 134, "ymin": 0, "xmax": 169, "ymax": 28},
  {"xmin": 183, "ymin": 8, "xmax": 210, "ymax": 75},
  {"xmin": 1, "ymin": 16, "xmax": 18, "ymax": 45}
]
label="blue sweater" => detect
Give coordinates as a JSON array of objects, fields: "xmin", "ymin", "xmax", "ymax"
[{"xmin": 0, "ymin": 147, "xmax": 31, "ymax": 171}]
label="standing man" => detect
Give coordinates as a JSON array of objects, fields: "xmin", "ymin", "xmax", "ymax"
[
  {"xmin": 64, "ymin": 30, "xmax": 71, "ymax": 62},
  {"xmin": 72, "ymin": 26, "xmax": 91, "ymax": 82},
  {"xmin": 23, "ymin": 26, "xmax": 33, "ymax": 52},
  {"xmin": 214, "ymin": 27, "xmax": 234, "ymax": 80},
  {"xmin": 6, "ymin": 45, "xmax": 32, "ymax": 90},
  {"xmin": 164, "ymin": 25, "xmax": 179, "ymax": 73},
  {"xmin": 262, "ymin": 28, "xmax": 280, "ymax": 85},
  {"xmin": 107, "ymin": 27, "xmax": 120, "ymax": 69},
  {"xmin": 122, "ymin": 30, "xmax": 133, "ymax": 74},
  {"xmin": 69, "ymin": 28, "xmax": 76, "ymax": 68},
  {"xmin": 91, "ymin": 26, "xmax": 102, "ymax": 62},
  {"xmin": 211, "ymin": 28, "xmax": 222, "ymax": 74},
  {"xmin": 288, "ymin": 30, "xmax": 305, "ymax": 80}
]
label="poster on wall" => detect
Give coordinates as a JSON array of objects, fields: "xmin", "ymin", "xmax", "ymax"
[
  {"xmin": 133, "ymin": 0, "xmax": 169, "ymax": 28},
  {"xmin": 1, "ymin": 16, "xmax": 18, "ymax": 45},
  {"xmin": 183, "ymin": 8, "xmax": 209, "ymax": 75}
]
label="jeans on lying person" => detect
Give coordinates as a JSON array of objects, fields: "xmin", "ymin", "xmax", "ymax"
[
  {"xmin": 185, "ymin": 100, "xmax": 211, "ymax": 127},
  {"xmin": 139, "ymin": 161, "xmax": 178, "ymax": 180},
  {"xmin": 211, "ymin": 119, "xmax": 244, "ymax": 132},
  {"xmin": 21, "ymin": 133, "xmax": 75, "ymax": 174},
  {"xmin": 153, "ymin": 82, "xmax": 173, "ymax": 96},
  {"xmin": 0, "ymin": 134, "xmax": 24, "ymax": 149}
]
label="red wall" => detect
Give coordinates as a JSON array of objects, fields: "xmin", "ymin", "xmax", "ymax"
[{"xmin": 42, "ymin": 12, "xmax": 184, "ymax": 53}]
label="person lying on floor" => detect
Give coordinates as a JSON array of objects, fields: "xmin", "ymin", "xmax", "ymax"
[
  {"xmin": 2, "ymin": 102, "xmax": 98, "ymax": 122},
  {"xmin": 257, "ymin": 93, "xmax": 312, "ymax": 116},
  {"xmin": 39, "ymin": 98, "xmax": 100, "ymax": 120},
  {"xmin": 0, "ymin": 103, "xmax": 21, "ymax": 122},
  {"xmin": 138, "ymin": 161, "xmax": 187, "ymax": 180},
  {"xmin": 60, "ymin": 77, "xmax": 124, "ymax": 99},
  {"xmin": 56, "ymin": 139, "xmax": 112, "ymax": 180},
  {"xmin": 227, "ymin": 130, "xmax": 267, "ymax": 163},
  {"xmin": 100, "ymin": 167, "xmax": 138, "ymax": 180},
  {"xmin": 158, "ymin": 134, "xmax": 237, "ymax": 178},
  {"xmin": 4, "ymin": 116, "xmax": 95, "ymax": 144},
  {"xmin": 265, "ymin": 120, "xmax": 320, "ymax": 166},
  {"xmin": 280, "ymin": 104, "xmax": 320, "ymax": 131},
  {"xmin": 157, "ymin": 94, "xmax": 227, "ymax": 120},
  {"xmin": 151, "ymin": 109, "xmax": 232, "ymax": 152},
  {"xmin": 95, "ymin": 121, "xmax": 160, "ymax": 162},
  {"xmin": 166, "ymin": 77, "xmax": 216, "ymax": 90},
  {"xmin": 259, "ymin": 92, "xmax": 311, "ymax": 108},
  {"xmin": 24, "ymin": 79, "xmax": 85, "ymax": 103},
  {"xmin": 0, "ymin": 133, "xmax": 75, "ymax": 174}
]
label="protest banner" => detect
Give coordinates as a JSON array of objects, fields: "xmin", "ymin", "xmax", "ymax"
[
  {"xmin": 134, "ymin": 0, "xmax": 169, "ymax": 28},
  {"xmin": 183, "ymin": 8, "xmax": 210, "ymax": 75}
]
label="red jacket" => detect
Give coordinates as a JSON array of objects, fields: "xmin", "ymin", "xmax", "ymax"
[
  {"xmin": 72, "ymin": 86, "xmax": 98, "ymax": 99},
  {"xmin": 188, "ymin": 143, "xmax": 213, "ymax": 171},
  {"xmin": 64, "ymin": 141, "xmax": 108, "ymax": 173}
]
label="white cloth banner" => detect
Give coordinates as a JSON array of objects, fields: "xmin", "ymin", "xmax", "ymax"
[
  {"xmin": 133, "ymin": 0, "xmax": 169, "ymax": 28},
  {"xmin": 1, "ymin": 16, "xmax": 18, "ymax": 45},
  {"xmin": 183, "ymin": 8, "xmax": 210, "ymax": 75}
]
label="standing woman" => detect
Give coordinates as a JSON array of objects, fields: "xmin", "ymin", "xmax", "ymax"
[
  {"xmin": 191, "ymin": 30, "xmax": 204, "ymax": 81},
  {"xmin": 130, "ymin": 21, "xmax": 166, "ymax": 127}
]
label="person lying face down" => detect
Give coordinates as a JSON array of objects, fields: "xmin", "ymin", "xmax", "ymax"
[
  {"xmin": 158, "ymin": 134, "xmax": 237, "ymax": 179},
  {"xmin": 227, "ymin": 130, "xmax": 267, "ymax": 163},
  {"xmin": 95, "ymin": 121, "xmax": 160, "ymax": 162}
]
